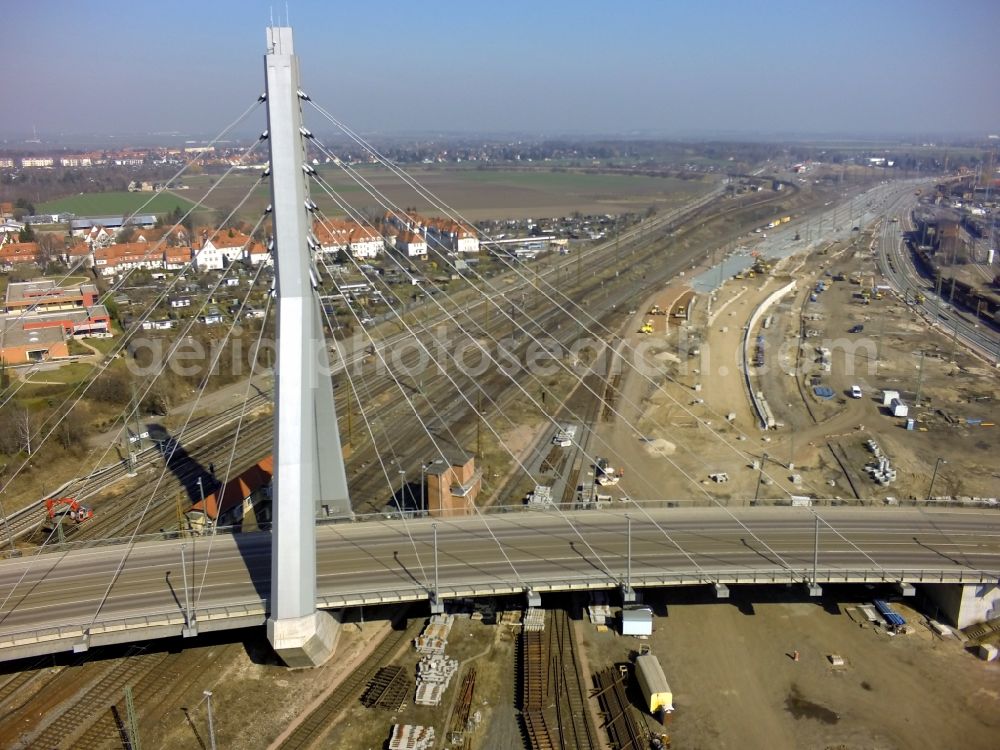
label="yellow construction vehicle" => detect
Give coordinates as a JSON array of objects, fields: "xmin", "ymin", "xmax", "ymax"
[
  {"xmin": 648, "ymin": 304, "xmax": 667, "ymax": 316},
  {"xmin": 639, "ymin": 320, "xmax": 654, "ymax": 334},
  {"xmin": 915, "ymin": 292, "xmax": 926, "ymax": 304}
]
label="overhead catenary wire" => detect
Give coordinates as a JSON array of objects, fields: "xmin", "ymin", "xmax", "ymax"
[
  {"xmin": 85, "ymin": 214, "xmax": 271, "ymax": 630},
  {"xmin": 304, "ymin": 108, "xmax": 880, "ymax": 572},
  {"xmin": 306, "ymin": 146, "xmax": 785, "ymax": 574},
  {"xmin": 0, "ymin": 135, "xmax": 267, "ymax": 412},
  {"xmin": 0, "ymin": 173, "xmax": 270, "ymax": 552},
  {"xmin": 0, "ymin": 99, "xmax": 263, "ymax": 343},
  {"xmin": 0, "ymin": 205, "xmax": 270, "ymax": 621}
]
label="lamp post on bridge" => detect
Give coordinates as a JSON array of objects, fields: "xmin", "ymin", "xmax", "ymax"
[
  {"xmin": 420, "ymin": 463, "xmax": 427, "ymax": 515},
  {"xmin": 622, "ymin": 512, "xmax": 635, "ymax": 604}
]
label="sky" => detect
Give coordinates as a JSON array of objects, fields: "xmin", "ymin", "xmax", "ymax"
[{"xmin": 2, "ymin": 0, "xmax": 999, "ymax": 140}]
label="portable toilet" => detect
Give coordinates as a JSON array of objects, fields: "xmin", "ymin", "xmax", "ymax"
[{"xmin": 905, "ymin": 418, "xmax": 916, "ymax": 431}]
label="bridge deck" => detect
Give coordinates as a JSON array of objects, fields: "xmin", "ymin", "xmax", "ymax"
[{"xmin": 0, "ymin": 507, "xmax": 997, "ymax": 662}]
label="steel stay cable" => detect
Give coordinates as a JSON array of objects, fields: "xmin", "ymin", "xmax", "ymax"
[
  {"xmin": 0, "ymin": 174, "xmax": 269, "ymax": 555},
  {"xmin": 307, "ymin": 162, "xmax": 750, "ymax": 574},
  {"xmin": 0, "ymin": 98, "xmax": 263, "ymax": 345},
  {"xmin": 312, "ymin": 239, "xmax": 534, "ymax": 588},
  {"xmin": 314, "ymin": 279, "xmax": 433, "ymax": 586},
  {"xmin": 0, "ymin": 208, "xmax": 268, "ymax": 622},
  {"xmin": 82, "ymin": 214, "xmax": 269, "ymax": 631},
  {"xmin": 304, "ymin": 119, "xmax": 859, "ymax": 573},
  {"xmin": 309, "ymin": 195, "xmax": 622, "ymax": 586},
  {"xmin": 192, "ymin": 290, "xmax": 273, "ymax": 608}
]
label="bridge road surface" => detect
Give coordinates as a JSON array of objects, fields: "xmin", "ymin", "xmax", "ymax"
[{"xmin": 0, "ymin": 508, "xmax": 999, "ymax": 662}]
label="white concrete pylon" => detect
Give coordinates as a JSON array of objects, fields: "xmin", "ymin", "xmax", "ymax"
[{"xmin": 263, "ymin": 25, "xmax": 352, "ymax": 668}]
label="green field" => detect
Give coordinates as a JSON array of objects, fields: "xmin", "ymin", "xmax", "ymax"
[
  {"xmin": 39, "ymin": 191, "xmax": 195, "ymax": 217},
  {"xmin": 453, "ymin": 168, "xmax": 695, "ymax": 193}
]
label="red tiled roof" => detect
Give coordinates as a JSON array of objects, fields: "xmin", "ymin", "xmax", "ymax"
[
  {"xmin": 0, "ymin": 242, "xmax": 39, "ymax": 262},
  {"xmin": 190, "ymin": 455, "xmax": 273, "ymax": 520}
]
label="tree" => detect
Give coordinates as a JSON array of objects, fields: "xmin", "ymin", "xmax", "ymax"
[
  {"xmin": 18, "ymin": 224, "xmax": 35, "ymax": 242},
  {"xmin": 117, "ymin": 225, "xmax": 135, "ymax": 243}
]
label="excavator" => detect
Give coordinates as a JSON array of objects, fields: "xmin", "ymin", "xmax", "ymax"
[
  {"xmin": 648, "ymin": 304, "xmax": 667, "ymax": 316},
  {"xmin": 45, "ymin": 497, "xmax": 94, "ymax": 524},
  {"xmin": 639, "ymin": 320, "xmax": 654, "ymax": 334}
]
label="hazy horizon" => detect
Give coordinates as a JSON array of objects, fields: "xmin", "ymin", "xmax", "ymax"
[{"xmin": 2, "ymin": 0, "xmax": 999, "ymax": 142}]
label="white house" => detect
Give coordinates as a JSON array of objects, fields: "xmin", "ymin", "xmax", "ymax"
[
  {"xmin": 396, "ymin": 230, "xmax": 427, "ymax": 258},
  {"xmin": 196, "ymin": 229, "xmax": 253, "ymax": 271}
]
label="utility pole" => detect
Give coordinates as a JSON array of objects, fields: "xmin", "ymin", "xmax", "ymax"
[
  {"xmin": 433, "ymin": 522, "xmax": 439, "ymax": 604},
  {"xmin": 476, "ymin": 390, "xmax": 483, "ymax": 457},
  {"xmin": 203, "ymin": 691, "xmax": 217, "ymax": 750},
  {"xmin": 926, "ymin": 458, "xmax": 946, "ymax": 502},
  {"xmin": 874, "ymin": 314, "xmax": 886, "ymax": 376},
  {"xmin": 753, "ymin": 453, "xmax": 768, "ymax": 505},
  {"xmin": 914, "ymin": 350, "xmax": 926, "ymax": 407},
  {"xmin": 345, "ymin": 390, "xmax": 353, "ymax": 448},
  {"xmin": 125, "ymin": 685, "xmax": 141, "ymax": 750}
]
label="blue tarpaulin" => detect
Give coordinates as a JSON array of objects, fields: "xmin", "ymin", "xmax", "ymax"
[{"xmin": 873, "ymin": 599, "xmax": 905, "ymax": 628}]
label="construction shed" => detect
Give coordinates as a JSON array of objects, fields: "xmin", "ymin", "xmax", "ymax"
[
  {"xmin": 635, "ymin": 653, "xmax": 673, "ymax": 714},
  {"xmin": 621, "ymin": 606, "xmax": 653, "ymax": 636}
]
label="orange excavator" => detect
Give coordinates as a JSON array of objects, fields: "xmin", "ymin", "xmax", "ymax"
[{"xmin": 45, "ymin": 497, "xmax": 94, "ymax": 524}]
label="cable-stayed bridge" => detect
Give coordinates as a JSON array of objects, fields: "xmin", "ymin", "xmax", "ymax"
[{"xmin": 0, "ymin": 26, "xmax": 998, "ymax": 667}]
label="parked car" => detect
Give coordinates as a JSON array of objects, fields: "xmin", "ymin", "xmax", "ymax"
[
  {"xmin": 850, "ymin": 385, "xmax": 863, "ymax": 399},
  {"xmin": 848, "ymin": 324, "xmax": 864, "ymax": 333}
]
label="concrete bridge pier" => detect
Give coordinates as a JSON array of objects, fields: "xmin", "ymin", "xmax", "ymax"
[
  {"xmin": 924, "ymin": 583, "xmax": 1000, "ymax": 629},
  {"xmin": 263, "ymin": 25, "xmax": 352, "ymax": 668},
  {"xmin": 267, "ymin": 611, "xmax": 342, "ymax": 669}
]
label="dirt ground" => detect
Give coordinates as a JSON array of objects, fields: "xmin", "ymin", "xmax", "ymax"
[
  {"xmin": 580, "ymin": 586, "xmax": 1000, "ymax": 750},
  {"xmin": 318, "ymin": 609, "xmax": 521, "ymax": 750},
  {"xmin": 596, "ymin": 217, "xmax": 999, "ymax": 506}
]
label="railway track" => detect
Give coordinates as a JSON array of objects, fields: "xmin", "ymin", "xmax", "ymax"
[
  {"xmin": 8, "ymin": 177, "xmax": 799, "ymax": 550},
  {"xmin": 279, "ymin": 617, "xmax": 419, "ymax": 750},
  {"xmin": 521, "ymin": 610, "xmax": 597, "ymax": 750},
  {"xmin": 549, "ymin": 609, "xmax": 598, "ymax": 750},
  {"xmin": 26, "ymin": 646, "xmax": 167, "ymax": 750},
  {"xmin": 593, "ymin": 666, "xmax": 647, "ymax": 750}
]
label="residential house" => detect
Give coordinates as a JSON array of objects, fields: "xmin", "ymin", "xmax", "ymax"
[
  {"xmin": 21, "ymin": 157, "xmax": 54, "ymax": 168},
  {"xmin": 93, "ymin": 242, "xmax": 161, "ymax": 277},
  {"xmin": 140, "ymin": 319, "xmax": 176, "ymax": 331},
  {"xmin": 245, "ymin": 241, "xmax": 271, "ymax": 266},
  {"xmin": 426, "ymin": 218, "xmax": 480, "ymax": 255},
  {"xmin": 199, "ymin": 307, "xmax": 224, "ymax": 325},
  {"xmin": 0, "ymin": 242, "xmax": 40, "ymax": 270},
  {"xmin": 64, "ymin": 241, "xmax": 94, "ymax": 268},
  {"xmin": 0, "ymin": 219, "xmax": 25, "ymax": 243},
  {"xmin": 196, "ymin": 228, "xmax": 254, "ymax": 270},
  {"xmin": 163, "ymin": 246, "xmax": 193, "ymax": 271},
  {"xmin": 395, "ymin": 230, "xmax": 427, "ymax": 258}
]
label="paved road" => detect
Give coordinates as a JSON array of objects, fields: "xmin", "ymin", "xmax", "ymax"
[
  {"xmin": 875, "ymin": 187, "xmax": 1000, "ymax": 362},
  {"xmin": 1, "ymin": 507, "xmax": 998, "ymax": 654}
]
